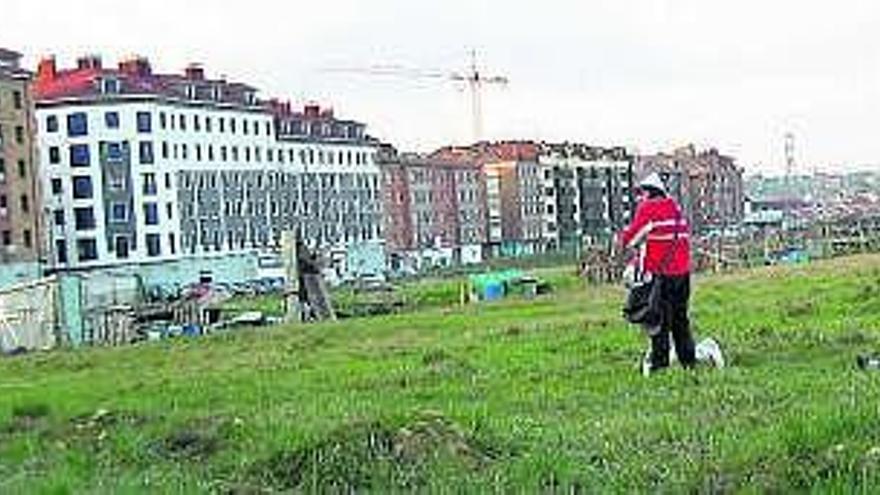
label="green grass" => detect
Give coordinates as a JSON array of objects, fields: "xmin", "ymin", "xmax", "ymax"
[{"xmin": 4, "ymin": 256, "xmax": 880, "ymax": 492}]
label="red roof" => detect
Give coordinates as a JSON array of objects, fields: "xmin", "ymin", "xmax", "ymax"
[{"xmin": 33, "ymin": 56, "xmax": 261, "ymax": 108}]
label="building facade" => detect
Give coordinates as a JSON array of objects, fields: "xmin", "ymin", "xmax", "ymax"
[
  {"xmin": 638, "ymin": 145, "xmax": 745, "ymax": 233},
  {"xmin": 539, "ymin": 143, "xmax": 634, "ymax": 251},
  {"xmin": 484, "ymin": 160, "xmax": 545, "ymax": 256},
  {"xmin": 0, "ymin": 48, "xmax": 41, "ymax": 286},
  {"xmin": 379, "ymin": 147, "xmax": 486, "ymax": 270},
  {"xmin": 34, "ymin": 55, "xmax": 382, "ymax": 280}
]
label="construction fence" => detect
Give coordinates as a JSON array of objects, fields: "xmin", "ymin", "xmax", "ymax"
[{"xmin": 0, "ymin": 272, "xmax": 144, "ymax": 353}]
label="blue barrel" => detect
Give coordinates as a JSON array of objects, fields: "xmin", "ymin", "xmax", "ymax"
[{"xmin": 483, "ymin": 282, "xmax": 504, "ymax": 301}]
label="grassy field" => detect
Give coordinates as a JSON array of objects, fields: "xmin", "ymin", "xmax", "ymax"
[{"xmin": 3, "ymin": 256, "xmax": 880, "ymax": 493}]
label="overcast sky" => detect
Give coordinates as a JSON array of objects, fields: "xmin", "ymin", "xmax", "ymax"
[{"xmin": 4, "ymin": 0, "xmax": 879, "ymax": 174}]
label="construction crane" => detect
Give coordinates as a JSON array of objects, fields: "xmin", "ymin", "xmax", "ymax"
[{"xmin": 322, "ymin": 50, "xmax": 509, "ymax": 143}]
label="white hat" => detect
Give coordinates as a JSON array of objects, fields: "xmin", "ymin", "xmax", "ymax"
[{"xmin": 638, "ymin": 172, "xmax": 666, "ymax": 193}]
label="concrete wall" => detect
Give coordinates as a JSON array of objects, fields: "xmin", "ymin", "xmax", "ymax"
[{"xmin": 0, "ymin": 261, "xmax": 39, "ymax": 289}]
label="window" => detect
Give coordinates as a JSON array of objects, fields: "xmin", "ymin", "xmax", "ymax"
[
  {"xmin": 161, "ymin": 141, "xmax": 169, "ymax": 159},
  {"xmin": 179, "ymin": 114, "xmax": 186, "ymax": 131},
  {"xmin": 166, "ymin": 203, "xmax": 174, "ymax": 220},
  {"xmin": 74, "ymin": 207, "xmax": 96, "ymax": 231},
  {"xmin": 72, "ymin": 176, "xmax": 93, "ymax": 199},
  {"xmin": 67, "ymin": 112, "xmax": 89, "ymax": 137},
  {"xmin": 165, "ymin": 173, "xmax": 172, "ymax": 189},
  {"xmin": 46, "ymin": 115, "xmax": 59, "ymax": 133},
  {"xmin": 146, "ymin": 234, "xmax": 161, "ymax": 257},
  {"xmin": 105, "ymin": 112, "xmax": 120, "ymax": 129},
  {"xmin": 111, "ymin": 203, "xmax": 128, "ymax": 223},
  {"xmin": 139, "ymin": 141, "xmax": 154, "ymax": 164},
  {"xmin": 230, "ymin": 118, "xmax": 236, "ymax": 134},
  {"xmin": 70, "ymin": 144, "xmax": 90, "ymax": 167},
  {"xmin": 115, "ymin": 236, "xmax": 130, "ymax": 259},
  {"xmin": 219, "ymin": 118, "xmax": 225, "ymax": 133},
  {"xmin": 109, "ymin": 176, "xmax": 125, "ymax": 191},
  {"xmin": 142, "ymin": 173, "xmax": 157, "ymax": 195},
  {"xmin": 76, "ymin": 239, "xmax": 98, "ymax": 261},
  {"xmin": 54, "ymin": 239, "xmax": 68, "ymax": 263},
  {"xmin": 51, "ymin": 178, "xmax": 62, "ymax": 195},
  {"xmin": 181, "ymin": 144, "xmax": 188, "ymax": 160},
  {"xmin": 255, "ymin": 147, "xmax": 261, "ymax": 163},
  {"xmin": 17, "ymin": 160, "xmax": 26, "ymax": 178},
  {"xmin": 144, "ymin": 203, "xmax": 159, "ymax": 225},
  {"xmin": 231, "ymin": 147, "xmax": 239, "ymax": 161},
  {"xmin": 159, "ymin": 112, "xmax": 167, "ymax": 130},
  {"xmin": 253, "ymin": 121, "xmax": 260, "ymax": 135},
  {"xmin": 205, "ymin": 117, "xmax": 212, "ymax": 133},
  {"xmin": 102, "ymin": 79, "xmax": 119, "ymax": 94},
  {"xmin": 196, "ymin": 144, "xmax": 202, "ymax": 162},
  {"xmin": 245, "ymin": 147, "xmax": 251, "ymax": 162},
  {"xmin": 106, "ymin": 142, "xmax": 123, "ymax": 163},
  {"xmin": 243, "ymin": 120, "xmax": 248, "ymax": 135},
  {"xmin": 53, "ymin": 209, "xmax": 65, "ymax": 226},
  {"xmin": 168, "ymin": 233, "xmax": 176, "ymax": 255},
  {"xmin": 15, "ymin": 126, "xmax": 24, "ymax": 144},
  {"xmin": 208, "ymin": 145, "xmax": 214, "ymax": 161},
  {"xmin": 194, "ymin": 115, "xmax": 201, "ymax": 132},
  {"xmin": 221, "ymin": 146, "xmax": 228, "ymax": 162},
  {"xmin": 19, "ymin": 195, "xmax": 29, "ymax": 213},
  {"xmin": 1, "ymin": 230, "xmax": 10, "ymax": 246},
  {"xmin": 266, "ymin": 122, "xmax": 272, "ymax": 135},
  {"xmin": 13, "ymin": 91, "xmax": 22, "ymax": 110},
  {"xmin": 47, "ymin": 146, "xmax": 60, "ymax": 165}
]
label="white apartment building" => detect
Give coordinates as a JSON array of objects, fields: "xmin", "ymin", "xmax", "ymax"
[{"xmin": 34, "ymin": 55, "xmax": 381, "ymax": 274}]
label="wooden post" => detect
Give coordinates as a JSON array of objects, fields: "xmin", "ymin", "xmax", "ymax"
[{"xmin": 281, "ymin": 231, "xmax": 302, "ymax": 323}]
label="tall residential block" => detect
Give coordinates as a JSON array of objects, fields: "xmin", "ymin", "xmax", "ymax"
[
  {"xmin": 638, "ymin": 145, "xmax": 744, "ymax": 233},
  {"xmin": 0, "ymin": 48, "xmax": 41, "ymax": 285},
  {"xmin": 33, "ymin": 55, "xmax": 382, "ymax": 277},
  {"xmin": 539, "ymin": 143, "xmax": 634, "ymax": 251},
  {"xmin": 379, "ymin": 146, "xmax": 486, "ymax": 270}
]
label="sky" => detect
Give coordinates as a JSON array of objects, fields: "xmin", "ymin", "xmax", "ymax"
[{"xmin": 3, "ymin": 0, "xmax": 880, "ymax": 175}]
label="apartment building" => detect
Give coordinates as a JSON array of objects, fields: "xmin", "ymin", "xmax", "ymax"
[
  {"xmin": 638, "ymin": 145, "xmax": 744, "ymax": 233},
  {"xmin": 379, "ymin": 146, "xmax": 485, "ymax": 270},
  {"xmin": 34, "ymin": 55, "xmax": 381, "ymax": 278},
  {"xmin": 0, "ymin": 48, "xmax": 40, "ymax": 286},
  {"xmin": 539, "ymin": 143, "xmax": 634, "ymax": 251}
]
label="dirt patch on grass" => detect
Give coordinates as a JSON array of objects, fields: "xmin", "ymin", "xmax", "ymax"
[
  {"xmin": 153, "ymin": 417, "xmax": 232, "ymax": 461},
  {"xmin": 243, "ymin": 413, "xmax": 506, "ymax": 491},
  {"xmin": 781, "ymin": 299, "xmax": 816, "ymax": 318},
  {"xmin": 2, "ymin": 402, "xmax": 51, "ymax": 434},
  {"xmin": 421, "ymin": 349, "xmax": 476, "ymax": 377}
]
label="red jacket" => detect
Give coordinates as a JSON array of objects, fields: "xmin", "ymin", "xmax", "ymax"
[{"xmin": 619, "ymin": 196, "xmax": 691, "ymax": 276}]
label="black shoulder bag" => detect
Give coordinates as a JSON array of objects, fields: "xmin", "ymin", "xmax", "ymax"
[{"xmin": 622, "ymin": 221, "xmax": 681, "ymax": 327}]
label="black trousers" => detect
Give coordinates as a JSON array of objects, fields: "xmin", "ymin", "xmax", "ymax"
[{"xmin": 649, "ymin": 274, "xmax": 696, "ymax": 370}]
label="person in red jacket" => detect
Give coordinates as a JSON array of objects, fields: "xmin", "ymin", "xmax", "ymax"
[{"xmin": 619, "ymin": 172, "xmax": 696, "ymax": 372}]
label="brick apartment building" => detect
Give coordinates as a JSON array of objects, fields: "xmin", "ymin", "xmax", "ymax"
[
  {"xmin": 381, "ymin": 140, "xmax": 634, "ymax": 269},
  {"xmin": 0, "ymin": 48, "xmax": 41, "ymax": 285},
  {"xmin": 379, "ymin": 146, "xmax": 486, "ymax": 270},
  {"xmin": 434, "ymin": 141, "xmax": 545, "ymax": 257},
  {"xmin": 638, "ymin": 145, "xmax": 744, "ymax": 233}
]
